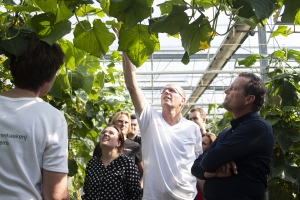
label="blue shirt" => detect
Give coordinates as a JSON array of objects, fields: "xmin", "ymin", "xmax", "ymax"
[{"xmin": 191, "ymin": 111, "xmax": 274, "ymax": 200}]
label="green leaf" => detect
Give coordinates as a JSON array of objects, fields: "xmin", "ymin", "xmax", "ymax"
[
  {"xmin": 181, "ymin": 51, "xmax": 189, "ymax": 65},
  {"xmin": 110, "ymin": 50, "xmax": 122, "ymax": 62},
  {"xmin": 118, "ymin": 24, "xmax": 160, "ymax": 67},
  {"xmin": 180, "ymin": 14, "xmax": 213, "ymax": 55},
  {"xmin": 77, "ymin": 0, "xmax": 93, "ymax": 4},
  {"xmin": 81, "ymin": 54, "xmax": 102, "ymax": 74},
  {"xmin": 271, "ymin": 165, "xmax": 284, "ymax": 178},
  {"xmin": 88, "ymin": 90, "xmax": 99, "ymax": 100},
  {"xmin": 282, "ymin": 106, "xmax": 294, "ymax": 112},
  {"xmin": 49, "ymin": 77, "xmax": 62, "ymax": 98},
  {"xmin": 232, "ymin": 0, "xmax": 276, "ymax": 22},
  {"xmin": 283, "ymin": 165, "xmax": 300, "ymax": 184},
  {"xmin": 106, "ymin": 20, "xmax": 121, "ymax": 30},
  {"xmin": 270, "ymin": 26, "xmax": 292, "ymax": 38},
  {"xmin": 73, "ymin": 116, "xmax": 82, "ymax": 128},
  {"xmin": 281, "ymin": 0, "xmax": 300, "ymax": 24},
  {"xmin": 265, "ymin": 115, "xmax": 280, "ymax": 125},
  {"xmin": 82, "ymin": 74, "xmax": 94, "ymax": 94},
  {"xmin": 68, "ymin": 159, "xmax": 78, "ymax": 177},
  {"xmin": 35, "ymin": 0, "xmax": 57, "ymax": 13},
  {"xmin": 56, "ymin": 1, "xmax": 74, "ymax": 22},
  {"xmin": 69, "ymin": 72, "xmax": 84, "ymax": 90},
  {"xmin": 40, "ymin": 20, "xmax": 71, "ymax": 45},
  {"xmin": 73, "ymin": 19, "xmax": 115, "ymax": 58},
  {"xmin": 157, "ymin": 0, "xmax": 188, "ymax": 15},
  {"xmin": 5, "ymin": 5, "xmax": 40, "ymax": 12},
  {"xmin": 233, "ymin": 16, "xmax": 256, "ymax": 29},
  {"xmin": 278, "ymin": 79, "xmax": 297, "ymax": 106},
  {"xmin": 31, "ymin": 12, "xmax": 56, "ymax": 38},
  {"xmin": 287, "ymin": 49, "xmax": 300, "ymax": 63},
  {"xmin": 74, "ymin": 89, "xmax": 88, "ymax": 102},
  {"xmin": 277, "ymin": 131, "xmax": 293, "ymax": 153},
  {"xmin": 109, "ymin": 0, "xmax": 152, "ymax": 30},
  {"xmin": 149, "ymin": 5, "xmax": 189, "ymax": 35},
  {"xmin": 238, "ymin": 54, "xmax": 261, "ymax": 67},
  {"xmin": 76, "ymin": 5, "xmax": 101, "ymax": 17},
  {"xmin": 101, "ymin": 0, "xmax": 110, "ymax": 14},
  {"xmin": 0, "ymin": 28, "xmax": 28, "ymax": 57},
  {"xmin": 86, "ymin": 101, "xmax": 96, "ymax": 117},
  {"xmin": 58, "ymin": 39, "xmax": 86, "ymax": 71},
  {"xmin": 192, "ymin": 0, "xmax": 216, "ymax": 9},
  {"xmin": 57, "ymin": 73, "xmax": 70, "ymax": 89},
  {"xmin": 94, "ymin": 71, "xmax": 105, "ymax": 89}
]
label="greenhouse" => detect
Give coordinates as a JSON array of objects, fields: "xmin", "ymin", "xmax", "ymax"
[{"xmin": 0, "ymin": 0, "xmax": 300, "ymax": 199}]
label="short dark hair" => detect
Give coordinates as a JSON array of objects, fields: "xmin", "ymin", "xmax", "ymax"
[
  {"xmin": 10, "ymin": 38, "xmax": 64, "ymax": 92},
  {"xmin": 131, "ymin": 114, "xmax": 137, "ymax": 120},
  {"xmin": 238, "ymin": 72, "xmax": 266, "ymax": 111}
]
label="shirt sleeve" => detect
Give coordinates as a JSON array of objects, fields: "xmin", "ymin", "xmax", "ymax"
[
  {"xmin": 135, "ymin": 145, "xmax": 142, "ymax": 163},
  {"xmin": 43, "ymin": 119, "xmax": 68, "ymax": 173}
]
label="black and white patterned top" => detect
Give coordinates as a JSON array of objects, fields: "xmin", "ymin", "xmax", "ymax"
[{"xmin": 82, "ymin": 154, "xmax": 141, "ymax": 200}]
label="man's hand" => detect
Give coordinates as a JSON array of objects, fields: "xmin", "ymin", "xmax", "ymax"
[{"xmin": 204, "ymin": 161, "xmax": 238, "ymax": 178}]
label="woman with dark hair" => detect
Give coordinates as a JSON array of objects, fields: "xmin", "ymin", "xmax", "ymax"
[{"xmin": 82, "ymin": 125, "xmax": 141, "ymax": 200}]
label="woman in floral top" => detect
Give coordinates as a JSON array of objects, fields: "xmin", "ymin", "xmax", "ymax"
[{"xmin": 82, "ymin": 125, "xmax": 141, "ymax": 200}]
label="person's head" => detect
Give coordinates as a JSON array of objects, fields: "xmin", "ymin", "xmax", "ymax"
[
  {"xmin": 10, "ymin": 38, "xmax": 64, "ymax": 95},
  {"xmin": 222, "ymin": 72, "xmax": 266, "ymax": 118},
  {"xmin": 130, "ymin": 114, "xmax": 140, "ymax": 136},
  {"xmin": 189, "ymin": 108, "xmax": 206, "ymax": 131},
  {"xmin": 99, "ymin": 125, "xmax": 124, "ymax": 153},
  {"xmin": 109, "ymin": 111, "xmax": 131, "ymax": 135},
  {"xmin": 202, "ymin": 132, "xmax": 216, "ymax": 151},
  {"xmin": 160, "ymin": 83, "xmax": 186, "ymax": 110}
]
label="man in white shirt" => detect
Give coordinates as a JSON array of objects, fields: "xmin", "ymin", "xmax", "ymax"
[{"xmin": 122, "ymin": 52, "xmax": 202, "ymax": 200}]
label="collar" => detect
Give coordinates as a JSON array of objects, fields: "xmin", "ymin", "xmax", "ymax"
[{"xmin": 230, "ymin": 111, "xmax": 260, "ymax": 130}]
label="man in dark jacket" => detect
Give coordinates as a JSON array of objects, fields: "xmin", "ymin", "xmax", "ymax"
[{"xmin": 191, "ymin": 72, "xmax": 274, "ymax": 200}]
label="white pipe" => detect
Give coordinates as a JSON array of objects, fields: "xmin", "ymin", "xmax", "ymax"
[
  {"xmin": 136, "ymin": 69, "xmax": 258, "ymax": 75},
  {"xmin": 136, "ymin": 68, "xmax": 300, "ymax": 75}
]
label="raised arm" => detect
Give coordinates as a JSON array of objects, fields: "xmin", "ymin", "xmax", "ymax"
[{"xmin": 122, "ymin": 52, "xmax": 146, "ymax": 116}]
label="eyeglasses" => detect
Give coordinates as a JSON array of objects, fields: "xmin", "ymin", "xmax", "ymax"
[
  {"xmin": 189, "ymin": 117, "xmax": 198, "ymax": 121},
  {"xmin": 161, "ymin": 88, "xmax": 183, "ymax": 97}
]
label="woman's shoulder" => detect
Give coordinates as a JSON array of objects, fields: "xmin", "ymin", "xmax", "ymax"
[{"xmin": 119, "ymin": 154, "xmax": 135, "ymax": 164}]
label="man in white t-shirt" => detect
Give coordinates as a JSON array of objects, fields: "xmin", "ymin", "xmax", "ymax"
[
  {"xmin": 122, "ymin": 52, "xmax": 202, "ymax": 200},
  {"xmin": 0, "ymin": 37, "xmax": 69, "ymax": 199}
]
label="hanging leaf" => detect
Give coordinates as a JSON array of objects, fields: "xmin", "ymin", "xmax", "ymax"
[
  {"xmin": 231, "ymin": 0, "xmax": 276, "ymax": 22},
  {"xmin": 68, "ymin": 159, "xmax": 78, "ymax": 177},
  {"xmin": 281, "ymin": 0, "xmax": 300, "ymax": 25},
  {"xmin": 118, "ymin": 24, "xmax": 160, "ymax": 67},
  {"xmin": 270, "ymin": 26, "xmax": 292, "ymax": 38},
  {"xmin": 157, "ymin": 0, "xmax": 188, "ymax": 15},
  {"xmin": 238, "ymin": 54, "xmax": 261, "ymax": 67},
  {"xmin": 109, "ymin": 0, "xmax": 152, "ymax": 30},
  {"xmin": 149, "ymin": 5, "xmax": 189, "ymax": 35},
  {"xmin": 181, "ymin": 14, "xmax": 213, "ymax": 56},
  {"xmin": 73, "ymin": 19, "xmax": 115, "ymax": 58}
]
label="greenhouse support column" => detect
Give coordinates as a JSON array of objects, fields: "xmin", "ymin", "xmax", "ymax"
[
  {"xmin": 151, "ymin": 54, "xmax": 154, "ymax": 104},
  {"xmin": 258, "ymin": 26, "xmax": 268, "ymax": 83},
  {"xmin": 258, "ymin": 25, "xmax": 269, "ymax": 200}
]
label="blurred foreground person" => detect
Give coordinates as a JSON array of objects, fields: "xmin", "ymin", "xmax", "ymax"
[{"xmin": 0, "ymin": 38, "xmax": 69, "ymax": 199}]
